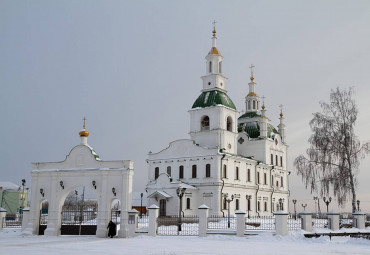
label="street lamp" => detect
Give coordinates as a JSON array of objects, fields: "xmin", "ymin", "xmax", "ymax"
[
  {"xmin": 301, "ymin": 203, "xmax": 307, "ymax": 210},
  {"xmin": 176, "ymin": 184, "xmax": 186, "ymax": 231},
  {"xmin": 140, "ymin": 193, "xmax": 143, "ymax": 218},
  {"xmin": 313, "ymin": 197, "xmax": 318, "ymax": 216},
  {"xmin": 323, "ymin": 197, "xmax": 332, "ymax": 213},
  {"xmin": 356, "ymin": 200, "xmax": 360, "ymax": 211},
  {"xmin": 20, "ymin": 179, "xmax": 26, "ymax": 212},
  {"xmin": 224, "ymin": 194, "xmax": 234, "ymax": 228},
  {"xmin": 292, "ymin": 199, "xmax": 297, "ymax": 220},
  {"xmin": 246, "ymin": 195, "xmax": 252, "ymax": 218},
  {"xmin": 75, "ymin": 190, "xmax": 78, "ymax": 208}
]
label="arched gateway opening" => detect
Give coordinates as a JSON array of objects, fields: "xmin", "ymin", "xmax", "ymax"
[{"xmin": 24, "ymin": 121, "xmax": 134, "ymax": 238}]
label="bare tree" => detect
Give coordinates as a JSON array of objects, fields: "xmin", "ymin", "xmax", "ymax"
[{"xmin": 294, "ymin": 87, "xmax": 369, "ymax": 212}]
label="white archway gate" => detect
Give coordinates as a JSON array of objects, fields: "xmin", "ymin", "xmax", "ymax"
[{"xmin": 23, "ymin": 127, "xmax": 134, "ymax": 238}]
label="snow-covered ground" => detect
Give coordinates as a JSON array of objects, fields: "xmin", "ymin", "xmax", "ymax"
[{"xmin": 1, "ymin": 229, "xmax": 369, "ymax": 255}]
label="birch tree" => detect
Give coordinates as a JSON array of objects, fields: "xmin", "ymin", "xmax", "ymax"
[{"xmin": 294, "ymin": 87, "xmax": 369, "ymax": 212}]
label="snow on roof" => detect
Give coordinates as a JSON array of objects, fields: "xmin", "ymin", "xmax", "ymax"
[
  {"xmin": 147, "ymin": 190, "xmax": 172, "ymax": 199},
  {"xmin": 0, "ymin": 181, "xmax": 20, "ymax": 191}
]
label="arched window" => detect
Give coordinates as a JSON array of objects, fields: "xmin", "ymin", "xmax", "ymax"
[
  {"xmin": 179, "ymin": 165, "xmax": 184, "ymax": 179},
  {"xmin": 206, "ymin": 164, "xmax": 211, "ymax": 178},
  {"xmin": 275, "ymin": 155, "xmax": 278, "ymax": 166},
  {"xmin": 257, "ymin": 172, "xmax": 260, "ymax": 184},
  {"xmin": 167, "ymin": 166, "xmax": 171, "ymax": 176},
  {"xmin": 248, "ymin": 101, "xmax": 251, "ymax": 110},
  {"xmin": 271, "ymin": 154, "xmax": 273, "ymax": 165},
  {"xmin": 264, "ymin": 173, "xmax": 267, "ymax": 185},
  {"xmin": 223, "ymin": 165, "xmax": 227, "ymax": 178},
  {"xmin": 253, "ymin": 100, "xmax": 256, "ymax": 109},
  {"xmin": 264, "ymin": 201, "xmax": 267, "ymax": 211},
  {"xmin": 201, "ymin": 116, "xmax": 210, "ymax": 130},
  {"xmin": 235, "ymin": 199, "xmax": 239, "ymax": 210},
  {"xmin": 257, "ymin": 201, "xmax": 261, "ymax": 211},
  {"xmin": 247, "ymin": 169, "xmax": 251, "ymax": 182},
  {"xmin": 235, "ymin": 167, "xmax": 239, "ymax": 180},
  {"xmin": 192, "ymin": 165, "xmax": 197, "ymax": 178},
  {"xmin": 219, "ymin": 61, "xmax": 222, "ymax": 73},
  {"xmin": 155, "ymin": 167, "xmax": 159, "ymax": 180},
  {"xmin": 186, "ymin": 198, "xmax": 191, "ymax": 209},
  {"xmin": 226, "ymin": 116, "xmax": 233, "ymax": 131},
  {"xmin": 209, "ymin": 61, "xmax": 212, "ymax": 73},
  {"xmin": 280, "ymin": 156, "xmax": 283, "ymax": 167},
  {"xmin": 281, "ymin": 177, "xmax": 284, "ymax": 187}
]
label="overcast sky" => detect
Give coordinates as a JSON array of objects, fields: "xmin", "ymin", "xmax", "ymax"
[{"xmin": 1, "ymin": 0, "xmax": 370, "ymax": 212}]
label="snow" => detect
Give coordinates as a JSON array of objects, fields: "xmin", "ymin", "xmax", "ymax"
[{"xmin": 1, "ymin": 229, "xmax": 370, "ymax": 255}]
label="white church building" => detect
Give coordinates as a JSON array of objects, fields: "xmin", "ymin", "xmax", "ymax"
[{"xmin": 146, "ymin": 27, "xmax": 289, "ymax": 217}]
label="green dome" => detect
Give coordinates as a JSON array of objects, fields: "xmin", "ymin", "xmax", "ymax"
[
  {"xmin": 238, "ymin": 111, "xmax": 261, "ymax": 119},
  {"xmin": 192, "ymin": 90, "xmax": 236, "ymax": 110},
  {"xmin": 238, "ymin": 122, "xmax": 278, "ymax": 139}
]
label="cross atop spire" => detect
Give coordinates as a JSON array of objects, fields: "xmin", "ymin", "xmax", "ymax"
[
  {"xmin": 262, "ymin": 95, "xmax": 266, "ymax": 110},
  {"xmin": 249, "ymin": 64, "xmax": 255, "ymax": 78},
  {"xmin": 83, "ymin": 117, "xmax": 86, "ymax": 129},
  {"xmin": 279, "ymin": 104, "xmax": 284, "ymax": 118},
  {"xmin": 212, "ymin": 20, "xmax": 217, "ymax": 37}
]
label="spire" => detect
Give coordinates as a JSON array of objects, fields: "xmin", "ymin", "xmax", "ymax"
[
  {"xmin": 250, "ymin": 64, "xmax": 255, "ymax": 83},
  {"xmin": 209, "ymin": 21, "xmax": 220, "ymax": 55},
  {"xmin": 278, "ymin": 105, "xmax": 286, "ymax": 143},
  {"xmin": 261, "ymin": 95, "xmax": 267, "ymax": 118},
  {"xmin": 245, "ymin": 64, "xmax": 260, "ymax": 113},
  {"xmin": 79, "ymin": 117, "xmax": 89, "ymax": 145}
]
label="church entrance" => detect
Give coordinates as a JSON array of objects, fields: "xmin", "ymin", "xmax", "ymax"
[{"xmin": 159, "ymin": 199, "xmax": 167, "ymax": 216}]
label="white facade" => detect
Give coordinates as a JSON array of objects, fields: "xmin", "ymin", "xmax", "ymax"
[
  {"xmin": 23, "ymin": 125, "xmax": 134, "ymax": 237},
  {"xmin": 146, "ymin": 28, "xmax": 289, "ymax": 216}
]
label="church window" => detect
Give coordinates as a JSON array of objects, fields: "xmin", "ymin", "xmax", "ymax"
[
  {"xmin": 263, "ymin": 173, "xmax": 267, "ymax": 185},
  {"xmin": 257, "ymin": 201, "xmax": 261, "ymax": 211},
  {"xmin": 226, "ymin": 116, "xmax": 233, "ymax": 131},
  {"xmin": 276, "ymin": 180, "xmax": 279, "ymax": 187},
  {"xmin": 223, "ymin": 165, "xmax": 227, "ymax": 178},
  {"xmin": 271, "ymin": 154, "xmax": 273, "ymax": 165},
  {"xmin": 235, "ymin": 167, "xmax": 239, "ymax": 180},
  {"xmin": 192, "ymin": 165, "xmax": 197, "ymax": 178},
  {"xmin": 281, "ymin": 177, "xmax": 283, "ymax": 187},
  {"xmin": 235, "ymin": 199, "xmax": 239, "ymax": 210},
  {"xmin": 247, "ymin": 198, "xmax": 251, "ymax": 211},
  {"xmin": 206, "ymin": 164, "xmax": 211, "ymax": 178},
  {"xmin": 179, "ymin": 165, "xmax": 184, "ymax": 179},
  {"xmin": 248, "ymin": 101, "xmax": 251, "ymax": 110},
  {"xmin": 247, "ymin": 169, "xmax": 251, "ymax": 182},
  {"xmin": 209, "ymin": 61, "xmax": 212, "ymax": 73},
  {"xmin": 167, "ymin": 166, "xmax": 171, "ymax": 176},
  {"xmin": 155, "ymin": 167, "xmax": 159, "ymax": 180},
  {"xmin": 253, "ymin": 100, "xmax": 256, "ymax": 109},
  {"xmin": 201, "ymin": 116, "xmax": 210, "ymax": 130},
  {"xmin": 275, "ymin": 155, "xmax": 278, "ymax": 166},
  {"xmin": 280, "ymin": 156, "xmax": 283, "ymax": 167},
  {"xmin": 186, "ymin": 198, "xmax": 191, "ymax": 209},
  {"xmin": 257, "ymin": 172, "xmax": 260, "ymax": 184},
  {"xmin": 264, "ymin": 201, "xmax": 267, "ymax": 211},
  {"xmin": 219, "ymin": 61, "xmax": 222, "ymax": 73}
]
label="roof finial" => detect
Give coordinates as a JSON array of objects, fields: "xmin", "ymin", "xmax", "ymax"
[
  {"xmin": 279, "ymin": 104, "xmax": 284, "ymax": 118},
  {"xmin": 262, "ymin": 95, "xmax": 266, "ymax": 110},
  {"xmin": 83, "ymin": 117, "xmax": 86, "ymax": 129},
  {"xmin": 212, "ymin": 20, "xmax": 217, "ymax": 38},
  {"xmin": 79, "ymin": 117, "xmax": 89, "ymax": 138},
  {"xmin": 249, "ymin": 64, "xmax": 255, "ymax": 82}
]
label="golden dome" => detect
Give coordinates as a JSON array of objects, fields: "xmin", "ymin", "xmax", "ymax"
[
  {"xmin": 209, "ymin": 47, "xmax": 220, "ymax": 55},
  {"xmin": 247, "ymin": 92, "xmax": 258, "ymax": 97},
  {"xmin": 79, "ymin": 117, "xmax": 89, "ymax": 137}
]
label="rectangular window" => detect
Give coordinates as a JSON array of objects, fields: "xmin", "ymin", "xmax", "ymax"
[
  {"xmin": 257, "ymin": 201, "xmax": 260, "ymax": 211},
  {"xmin": 247, "ymin": 169, "xmax": 251, "ymax": 182},
  {"xmin": 281, "ymin": 176, "xmax": 283, "ymax": 187},
  {"xmin": 235, "ymin": 167, "xmax": 239, "ymax": 180},
  {"xmin": 257, "ymin": 172, "xmax": 260, "ymax": 184},
  {"xmin": 235, "ymin": 199, "xmax": 239, "ymax": 210},
  {"xmin": 275, "ymin": 155, "xmax": 278, "ymax": 166},
  {"xmin": 167, "ymin": 166, "xmax": 171, "ymax": 176},
  {"xmin": 264, "ymin": 173, "xmax": 267, "ymax": 185},
  {"xmin": 271, "ymin": 154, "xmax": 273, "ymax": 165},
  {"xmin": 186, "ymin": 198, "xmax": 191, "ymax": 209},
  {"xmin": 206, "ymin": 164, "xmax": 211, "ymax": 178},
  {"xmin": 155, "ymin": 167, "xmax": 159, "ymax": 180},
  {"xmin": 223, "ymin": 165, "xmax": 227, "ymax": 179},
  {"xmin": 192, "ymin": 165, "xmax": 197, "ymax": 178},
  {"xmin": 264, "ymin": 201, "xmax": 267, "ymax": 212},
  {"xmin": 179, "ymin": 165, "xmax": 184, "ymax": 179},
  {"xmin": 280, "ymin": 156, "xmax": 283, "ymax": 167}
]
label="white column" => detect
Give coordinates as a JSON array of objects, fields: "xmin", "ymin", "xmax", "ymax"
[
  {"xmin": 22, "ymin": 207, "xmax": 30, "ymax": 230},
  {"xmin": 327, "ymin": 211, "xmax": 340, "ymax": 231},
  {"xmin": 128, "ymin": 209, "xmax": 139, "ymax": 237},
  {"xmin": 0, "ymin": 208, "xmax": 7, "ymax": 230},
  {"xmin": 198, "ymin": 204, "xmax": 209, "ymax": 237},
  {"xmin": 352, "ymin": 211, "xmax": 366, "ymax": 229},
  {"xmin": 274, "ymin": 211, "xmax": 288, "ymax": 236},
  {"xmin": 44, "ymin": 175, "xmax": 60, "ymax": 236},
  {"xmin": 96, "ymin": 173, "xmax": 109, "ymax": 238},
  {"xmin": 148, "ymin": 204, "xmax": 159, "ymax": 237},
  {"xmin": 235, "ymin": 210, "xmax": 246, "ymax": 237},
  {"xmin": 300, "ymin": 210, "xmax": 312, "ymax": 232}
]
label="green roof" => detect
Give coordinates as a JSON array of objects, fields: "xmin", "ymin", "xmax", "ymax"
[
  {"xmin": 238, "ymin": 111, "xmax": 261, "ymax": 119},
  {"xmin": 192, "ymin": 90, "xmax": 236, "ymax": 110},
  {"xmin": 238, "ymin": 122, "xmax": 278, "ymax": 139}
]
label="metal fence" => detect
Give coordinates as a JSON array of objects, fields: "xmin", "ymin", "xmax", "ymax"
[
  {"xmin": 2, "ymin": 213, "xmax": 23, "ymax": 228},
  {"xmin": 287, "ymin": 216, "xmax": 302, "ymax": 230},
  {"xmin": 60, "ymin": 210, "xmax": 97, "ymax": 235},
  {"xmin": 138, "ymin": 215, "xmax": 149, "ymax": 229},
  {"xmin": 245, "ymin": 216, "xmax": 275, "ymax": 231},
  {"xmin": 208, "ymin": 215, "xmax": 236, "ymax": 230},
  {"xmin": 157, "ymin": 215, "xmax": 199, "ymax": 236}
]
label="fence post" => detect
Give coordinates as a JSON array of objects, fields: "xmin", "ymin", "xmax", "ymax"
[
  {"xmin": 128, "ymin": 209, "xmax": 139, "ymax": 237},
  {"xmin": 352, "ymin": 211, "xmax": 366, "ymax": 229},
  {"xmin": 274, "ymin": 210, "xmax": 288, "ymax": 236},
  {"xmin": 22, "ymin": 207, "xmax": 30, "ymax": 230},
  {"xmin": 327, "ymin": 211, "xmax": 340, "ymax": 231},
  {"xmin": 299, "ymin": 210, "xmax": 312, "ymax": 232},
  {"xmin": 148, "ymin": 204, "xmax": 159, "ymax": 237},
  {"xmin": 235, "ymin": 210, "xmax": 246, "ymax": 237},
  {"xmin": 198, "ymin": 204, "xmax": 209, "ymax": 237},
  {"xmin": 0, "ymin": 207, "xmax": 7, "ymax": 230}
]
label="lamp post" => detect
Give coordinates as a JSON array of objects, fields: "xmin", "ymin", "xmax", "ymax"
[
  {"xmin": 140, "ymin": 193, "xmax": 143, "ymax": 218},
  {"xmin": 301, "ymin": 203, "xmax": 307, "ymax": 210},
  {"xmin": 356, "ymin": 200, "xmax": 360, "ymax": 211},
  {"xmin": 246, "ymin": 195, "xmax": 252, "ymax": 218},
  {"xmin": 20, "ymin": 179, "xmax": 26, "ymax": 212},
  {"xmin": 224, "ymin": 194, "xmax": 234, "ymax": 228},
  {"xmin": 323, "ymin": 197, "xmax": 332, "ymax": 213},
  {"xmin": 75, "ymin": 190, "xmax": 78, "ymax": 209},
  {"xmin": 292, "ymin": 199, "xmax": 297, "ymax": 220},
  {"xmin": 176, "ymin": 184, "xmax": 186, "ymax": 231}
]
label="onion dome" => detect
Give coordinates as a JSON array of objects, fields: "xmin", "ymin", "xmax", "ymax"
[
  {"xmin": 79, "ymin": 117, "xmax": 89, "ymax": 137},
  {"xmin": 192, "ymin": 90, "xmax": 236, "ymax": 110}
]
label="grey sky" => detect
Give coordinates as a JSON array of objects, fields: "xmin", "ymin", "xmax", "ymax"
[{"xmin": 1, "ymin": 0, "xmax": 370, "ymax": 212}]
